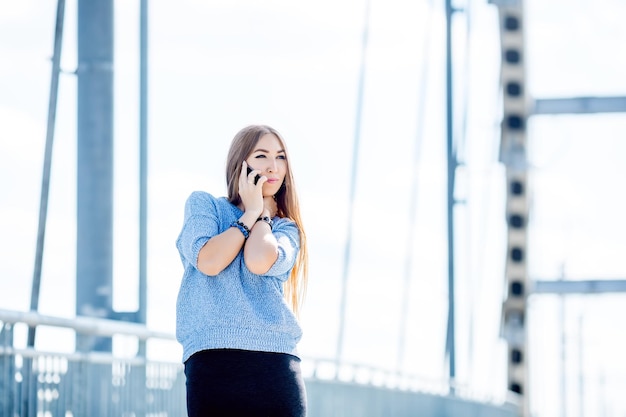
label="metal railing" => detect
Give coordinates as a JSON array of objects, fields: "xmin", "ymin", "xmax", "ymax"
[
  {"xmin": 0, "ymin": 309, "xmax": 185, "ymax": 416},
  {"xmin": 0, "ymin": 309, "xmax": 520, "ymax": 417}
]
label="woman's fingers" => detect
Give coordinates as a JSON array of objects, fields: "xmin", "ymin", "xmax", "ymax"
[{"xmin": 239, "ymin": 162, "xmax": 266, "ymax": 213}]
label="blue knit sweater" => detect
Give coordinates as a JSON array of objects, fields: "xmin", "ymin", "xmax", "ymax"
[{"xmin": 175, "ymin": 191, "xmax": 302, "ymax": 363}]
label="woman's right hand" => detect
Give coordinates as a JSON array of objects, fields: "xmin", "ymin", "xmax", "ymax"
[{"xmin": 238, "ymin": 161, "xmax": 265, "ymax": 216}]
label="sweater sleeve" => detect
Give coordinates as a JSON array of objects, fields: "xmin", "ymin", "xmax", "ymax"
[
  {"xmin": 176, "ymin": 192, "xmax": 220, "ymax": 269},
  {"xmin": 262, "ymin": 219, "xmax": 300, "ymax": 279}
]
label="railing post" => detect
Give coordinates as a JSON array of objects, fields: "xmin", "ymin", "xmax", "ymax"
[{"xmin": 0, "ymin": 323, "xmax": 15, "ymax": 415}]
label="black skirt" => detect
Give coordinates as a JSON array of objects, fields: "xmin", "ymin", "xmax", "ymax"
[{"xmin": 184, "ymin": 349, "xmax": 307, "ymax": 417}]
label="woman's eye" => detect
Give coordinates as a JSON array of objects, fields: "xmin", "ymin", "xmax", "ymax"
[
  {"xmin": 277, "ymin": 155, "xmax": 286, "ymax": 160},
  {"xmin": 255, "ymin": 155, "xmax": 266, "ymax": 159}
]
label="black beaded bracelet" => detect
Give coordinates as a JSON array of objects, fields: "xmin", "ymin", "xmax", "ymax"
[
  {"xmin": 230, "ymin": 220, "xmax": 250, "ymax": 239},
  {"xmin": 256, "ymin": 216, "xmax": 274, "ymax": 230}
]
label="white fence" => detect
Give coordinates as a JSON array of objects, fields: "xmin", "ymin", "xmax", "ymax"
[
  {"xmin": 0, "ymin": 309, "xmax": 519, "ymax": 417},
  {"xmin": 0, "ymin": 310, "xmax": 184, "ymax": 416}
]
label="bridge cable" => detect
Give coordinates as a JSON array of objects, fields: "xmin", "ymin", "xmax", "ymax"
[
  {"xmin": 336, "ymin": 0, "xmax": 372, "ymax": 363},
  {"xmin": 28, "ymin": 0, "xmax": 66, "ymax": 348},
  {"xmin": 396, "ymin": 0, "xmax": 437, "ymax": 372}
]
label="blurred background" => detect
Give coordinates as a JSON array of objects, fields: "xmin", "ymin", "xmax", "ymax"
[{"xmin": 1, "ymin": 0, "xmax": 625, "ymax": 416}]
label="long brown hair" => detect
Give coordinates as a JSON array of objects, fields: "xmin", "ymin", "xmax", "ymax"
[{"xmin": 225, "ymin": 125, "xmax": 308, "ymax": 316}]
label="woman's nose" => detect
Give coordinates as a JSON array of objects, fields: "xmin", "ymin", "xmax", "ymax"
[{"xmin": 266, "ymin": 160, "xmax": 277, "ymax": 173}]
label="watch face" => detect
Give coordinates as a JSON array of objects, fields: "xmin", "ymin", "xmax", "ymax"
[{"xmin": 258, "ymin": 216, "xmax": 273, "ymax": 229}]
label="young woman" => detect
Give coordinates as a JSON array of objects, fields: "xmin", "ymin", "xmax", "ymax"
[{"xmin": 175, "ymin": 124, "xmax": 309, "ymax": 416}]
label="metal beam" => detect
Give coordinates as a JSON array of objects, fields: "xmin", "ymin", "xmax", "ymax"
[
  {"xmin": 77, "ymin": 0, "xmax": 114, "ymax": 353},
  {"xmin": 532, "ymin": 96, "xmax": 626, "ymax": 115},
  {"xmin": 532, "ymin": 279, "xmax": 626, "ymax": 294},
  {"xmin": 139, "ymin": 0, "xmax": 148, "ymax": 327}
]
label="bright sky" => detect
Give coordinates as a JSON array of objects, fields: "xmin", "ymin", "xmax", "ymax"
[{"xmin": 1, "ymin": 0, "xmax": 625, "ymax": 416}]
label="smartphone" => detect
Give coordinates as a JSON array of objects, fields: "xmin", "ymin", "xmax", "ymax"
[{"xmin": 246, "ymin": 165, "xmax": 261, "ymax": 185}]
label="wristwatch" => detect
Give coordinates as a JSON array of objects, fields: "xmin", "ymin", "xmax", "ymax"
[{"xmin": 256, "ymin": 216, "xmax": 274, "ymax": 230}]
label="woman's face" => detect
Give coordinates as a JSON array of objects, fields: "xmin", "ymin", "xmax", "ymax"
[{"xmin": 246, "ymin": 133, "xmax": 287, "ymax": 197}]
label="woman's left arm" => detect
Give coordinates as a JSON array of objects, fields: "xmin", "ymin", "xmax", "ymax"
[
  {"xmin": 244, "ymin": 196, "xmax": 279, "ymax": 274},
  {"xmin": 244, "ymin": 216, "xmax": 279, "ymax": 275}
]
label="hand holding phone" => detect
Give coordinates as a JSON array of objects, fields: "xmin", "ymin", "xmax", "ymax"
[{"xmin": 246, "ymin": 165, "xmax": 261, "ymax": 185}]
